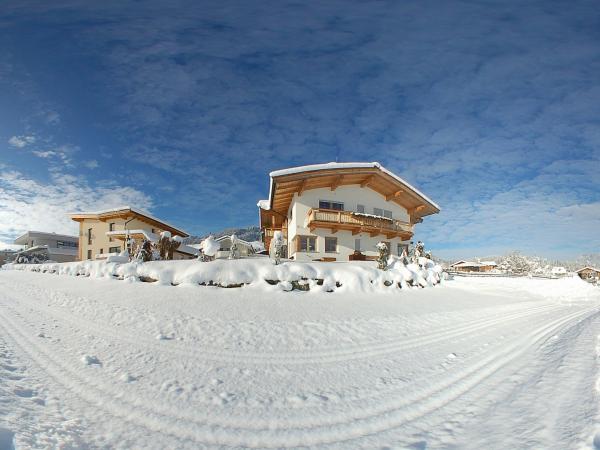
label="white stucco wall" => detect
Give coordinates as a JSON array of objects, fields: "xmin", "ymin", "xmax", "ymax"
[{"xmin": 286, "ymin": 186, "xmax": 411, "ymax": 262}]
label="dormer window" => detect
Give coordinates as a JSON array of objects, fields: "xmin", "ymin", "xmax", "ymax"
[{"xmin": 356, "ymin": 204, "xmax": 365, "ymax": 213}]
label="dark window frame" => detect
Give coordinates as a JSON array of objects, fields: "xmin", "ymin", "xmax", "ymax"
[
  {"xmin": 325, "ymin": 236, "xmax": 337, "ymax": 253},
  {"xmin": 319, "ymin": 200, "xmax": 344, "ymax": 211},
  {"xmin": 298, "ymin": 235, "xmax": 317, "ymax": 252}
]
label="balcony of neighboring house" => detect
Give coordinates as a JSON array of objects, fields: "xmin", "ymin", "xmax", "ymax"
[{"xmin": 306, "ymin": 208, "xmax": 414, "ymax": 240}]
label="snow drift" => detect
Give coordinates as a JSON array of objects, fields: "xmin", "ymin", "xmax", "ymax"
[{"xmin": 2, "ymin": 256, "xmax": 445, "ymax": 293}]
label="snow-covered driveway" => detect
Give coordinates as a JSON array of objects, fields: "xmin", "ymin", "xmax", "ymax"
[{"xmin": 0, "ymin": 271, "xmax": 599, "ymax": 449}]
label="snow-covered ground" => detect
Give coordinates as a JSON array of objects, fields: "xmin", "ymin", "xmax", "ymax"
[{"xmin": 0, "ymin": 270, "xmax": 599, "ymax": 449}]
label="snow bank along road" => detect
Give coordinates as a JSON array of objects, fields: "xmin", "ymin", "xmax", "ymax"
[{"xmin": 0, "ymin": 271, "xmax": 599, "ymax": 449}]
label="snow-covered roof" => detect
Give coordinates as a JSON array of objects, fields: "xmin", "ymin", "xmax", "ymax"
[
  {"xmin": 257, "ymin": 199, "xmax": 270, "ymax": 210},
  {"xmin": 576, "ymin": 266, "xmax": 600, "ymax": 273},
  {"xmin": 69, "ymin": 206, "xmax": 188, "ymax": 237},
  {"xmin": 14, "ymin": 230, "xmax": 78, "ymax": 245},
  {"xmin": 451, "ymin": 260, "xmax": 497, "ymax": 268},
  {"xmin": 267, "ymin": 162, "xmax": 440, "ymax": 211},
  {"xmin": 215, "ymin": 235, "xmax": 254, "ymax": 248}
]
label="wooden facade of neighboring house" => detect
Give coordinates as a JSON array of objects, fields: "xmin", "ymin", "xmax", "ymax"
[
  {"xmin": 576, "ymin": 266, "xmax": 600, "ymax": 282},
  {"xmin": 257, "ymin": 162, "xmax": 440, "ymax": 262},
  {"xmin": 450, "ymin": 260, "xmax": 497, "ymax": 272},
  {"xmin": 69, "ymin": 206, "xmax": 195, "ymax": 260}
]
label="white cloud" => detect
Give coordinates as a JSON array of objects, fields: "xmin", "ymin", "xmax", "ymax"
[
  {"xmin": 8, "ymin": 135, "xmax": 35, "ymax": 148},
  {"xmin": 0, "ymin": 170, "xmax": 153, "ymax": 242},
  {"xmin": 31, "ymin": 150, "xmax": 57, "ymax": 158},
  {"xmin": 83, "ymin": 159, "xmax": 99, "ymax": 169}
]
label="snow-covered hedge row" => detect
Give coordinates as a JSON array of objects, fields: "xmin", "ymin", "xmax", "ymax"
[{"xmin": 2, "ymin": 256, "xmax": 445, "ymax": 293}]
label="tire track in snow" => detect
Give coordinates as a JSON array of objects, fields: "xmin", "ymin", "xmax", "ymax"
[
  {"xmin": 0, "ymin": 282, "xmax": 572, "ymax": 366},
  {"xmin": 0, "ymin": 294, "xmax": 597, "ymax": 448}
]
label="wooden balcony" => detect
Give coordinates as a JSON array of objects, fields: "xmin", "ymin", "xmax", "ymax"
[
  {"xmin": 263, "ymin": 227, "xmax": 288, "ymax": 254},
  {"xmin": 306, "ymin": 208, "xmax": 413, "ymax": 239}
]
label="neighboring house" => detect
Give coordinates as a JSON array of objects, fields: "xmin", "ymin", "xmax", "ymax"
[
  {"xmin": 450, "ymin": 260, "xmax": 497, "ymax": 272},
  {"xmin": 13, "ymin": 231, "xmax": 78, "ymax": 263},
  {"xmin": 576, "ymin": 267, "xmax": 600, "ymax": 282},
  {"xmin": 189, "ymin": 236, "xmax": 257, "ymax": 259},
  {"xmin": 551, "ymin": 266, "xmax": 568, "ymax": 276},
  {"xmin": 257, "ymin": 162, "xmax": 440, "ymax": 262},
  {"xmin": 69, "ymin": 206, "xmax": 195, "ymax": 260},
  {"xmin": 214, "ymin": 235, "xmax": 255, "ymax": 259}
]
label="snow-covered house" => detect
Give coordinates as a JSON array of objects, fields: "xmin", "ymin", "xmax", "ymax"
[
  {"xmin": 450, "ymin": 260, "xmax": 497, "ymax": 272},
  {"xmin": 257, "ymin": 162, "xmax": 440, "ymax": 262},
  {"xmin": 576, "ymin": 266, "xmax": 600, "ymax": 282},
  {"xmin": 70, "ymin": 206, "xmax": 196, "ymax": 260},
  {"xmin": 214, "ymin": 235, "xmax": 255, "ymax": 259},
  {"xmin": 13, "ymin": 231, "xmax": 79, "ymax": 263}
]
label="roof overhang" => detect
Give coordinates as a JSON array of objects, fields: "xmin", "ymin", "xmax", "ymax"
[
  {"xmin": 70, "ymin": 206, "xmax": 189, "ymax": 238},
  {"xmin": 260, "ymin": 162, "xmax": 440, "ymax": 220}
]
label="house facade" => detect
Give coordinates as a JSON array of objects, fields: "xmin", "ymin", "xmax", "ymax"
[
  {"xmin": 450, "ymin": 260, "xmax": 498, "ymax": 273},
  {"xmin": 13, "ymin": 231, "xmax": 79, "ymax": 263},
  {"xmin": 576, "ymin": 266, "xmax": 600, "ymax": 282},
  {"xmin": 69, "ymin": 206, "xmax": 196, "ymax": 260},
  {"xmin": 258, "ymin": 162, "xmax": 440, "ymax": 262}
]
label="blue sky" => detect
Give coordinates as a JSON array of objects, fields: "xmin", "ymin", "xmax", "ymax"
[{"xmin": 0, "ymin": 0, "xmax": 599, "ymax": 259}]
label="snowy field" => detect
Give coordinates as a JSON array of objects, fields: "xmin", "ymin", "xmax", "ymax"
[{"xmin": 0, "ymin": 270, "xmax": 599, "ymax": 449}]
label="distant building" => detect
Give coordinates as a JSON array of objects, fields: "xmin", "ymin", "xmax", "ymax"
[
  {"xmin": 13, "ymin": 231, "xmax": 79, "ymax": 263},
  {"xmin": 450, "ymin": 260, "xmax": 497, "ymax": 273},
  {"xmin": 576, "ymin": 266, "xmax": 600, "ymax": 282},
  {"xmin": 214, "ymin": 235, "xmax": 255, "ymax": 259},
  {"xmin": 551, "ymin": 266, "xmax": 568, "ymax": 276},
  {"xmin": 258, "ymin": 162, "xmax": 440, "ymax": 262},
  {"xmin": 69, "ymin": 206, "xmax": 196, "ymax": 260},
  {"xmin": 0, "ymin": 249, "xmax": 17, "ymax": 265}
]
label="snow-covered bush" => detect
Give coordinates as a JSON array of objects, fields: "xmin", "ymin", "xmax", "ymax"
[
  {"xmin": 2, "ymin": 257, "xmax": 446, "ymax": 293},
  {"xmin": 199, "ymin": 235, "xmax": 220, "ymax": 261},
  {"xmin": 269, "ymin": 231, "xmax": 285, "ymax": 265}
]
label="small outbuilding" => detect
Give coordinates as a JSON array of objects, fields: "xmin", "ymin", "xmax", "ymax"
[
  {"xmin": 450, "ymin": 260, "xmax": 497, "ymax": 273},
  {"xmin": 576, "ymin": 267, "xmax": 600, "ymax": 282}
]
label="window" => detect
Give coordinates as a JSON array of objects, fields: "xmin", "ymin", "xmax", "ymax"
[
  {"xmin": 397, "ymin": 243, "xmax": 408, "ymax": 256},
  {"xmin": 354, "ymin": 238, "xmax": 361, "ymax": 251},
  {"xmin": 298, "ymin": 236, "xmax": 316, "ymax": 252},
  {"xmin": 87, "ymin": 228, "xmax": 92, "ymax": 245},
  {"xmin": 325, "ymin": 237, "xmax": 337, "ymax": 253},
  {"xmin": 109, "ymin": 246, "xmax": 120, "ymax": 254},
  {"xmin": 319, "ymin": 200, "xmax": 344, "ymax": 210},
  {"xmin": 99, "ymin": 248, "xmax": 103, "ymax": 254},
  {"xmin": 383, "ymin": 210, "xmax": 393, "ymax": 219},
  {"xmin": 373, "ymin": 207, "xmax": 383, "ymax": 216},
  {"xmin": 356, "ymin": 204, "xmax": 365, "ymax": 213},
  {"xmin": 87, "ymin": 249, "xmax": 92, "ymax": 260},
  {"xmin": 57, "ymin": 240, "xmax": 77, "ymax": 248},
  {"xmin": 151, "ymin": 228, "xmax": 156, "ymax": 234},
  {"xmin": 109, "ymin": 223, "xmax": 115, "ymax": 242}
]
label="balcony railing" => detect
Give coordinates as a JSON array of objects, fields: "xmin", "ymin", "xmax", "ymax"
[
  {"xmin": 264, "ymin": 228, "xmax": 287, "ymax": 239},
  {"xmin": 306, "ymin": 208, "xmax": 413, "ymax": 237}
]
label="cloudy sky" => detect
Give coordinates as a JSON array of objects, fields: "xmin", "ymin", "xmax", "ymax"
[{"xmin": 1, "ymin": 0, "xmax": 599, "ymax": 259}]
